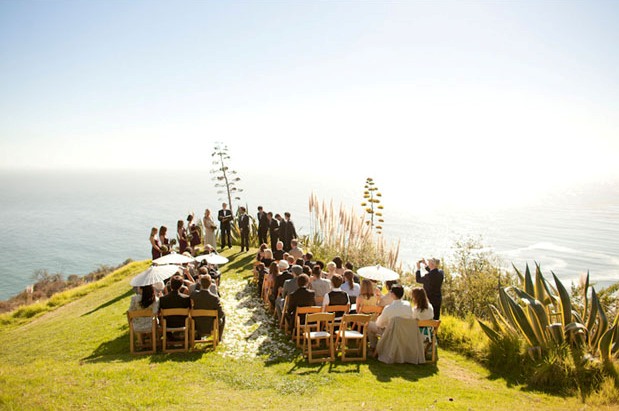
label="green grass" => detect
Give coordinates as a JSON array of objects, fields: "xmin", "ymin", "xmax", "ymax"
[{"xmin": 0, "ymin": 250, "xmax": 609, "ymax": 410}]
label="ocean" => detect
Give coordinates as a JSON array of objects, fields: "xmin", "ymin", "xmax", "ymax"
[{"xmin": 0, "ymin": 169, "xmax": 617, "ymax": 300}]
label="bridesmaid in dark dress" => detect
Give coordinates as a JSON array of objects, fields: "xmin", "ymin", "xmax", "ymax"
[
  {"xmin": 189, "ymin": 212, "xmax": 201, "ymax": 247},
  {"xmin": 150, "ymin": 227, "xmax": 161, "ymax": 260},
  {"xmin": 177, "ymin": 220, "xmax": 188, "ymax": 254},
  {"xmin": 159, "ymin": 225, "xmax": 170, "ymax": 255}
]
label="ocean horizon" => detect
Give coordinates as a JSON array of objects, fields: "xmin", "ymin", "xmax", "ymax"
[{"xmin": 0, "ymin": 169, "xmax": 617, "ymax": 300}]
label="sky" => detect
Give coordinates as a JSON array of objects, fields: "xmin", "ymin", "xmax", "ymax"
[{"xmin": 1, "ymin": 1, "xmax": 618, "ymax": 209}]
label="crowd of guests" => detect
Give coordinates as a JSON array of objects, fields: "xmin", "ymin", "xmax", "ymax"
[
  {"xmin": 254, "ymin": 242, "xmax": 444, "ymax": 354},
  {"xmin": 139, "ymin": 204, "xmax": 445, "ymax": 357}
]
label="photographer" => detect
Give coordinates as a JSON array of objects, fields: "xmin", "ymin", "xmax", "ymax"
[{"xmin": 415, "ymin": 258, "xmax": 444, "ymax": 320}]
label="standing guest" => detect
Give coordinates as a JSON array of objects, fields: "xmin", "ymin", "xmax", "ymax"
[
  {"xmin": 273, "ymin": 241, "xmax": 285, "ymax": 261},
  {"xmin": 274, "ymin": 214, "xmax": 285, "ymax": 248},
  {"xmin": 267, "ymin": 212, "xmax": 279, "ymax": 250},
  {"xmin": 341, "ymin": 270, "xmax": 361, "ymax": 304},
  {"xmin": 217, "ymin": 202, "xmax": 233, "ymax": 250},
  {"xmin": 411, "ymin": 287, "xmax": 434, "ymax": 321},
  {"xmin": 415, "ymin": 258, "xmax": 444, "ymax": 320},
  {"xmin": 257, "ymin": 206, "xmax": 269, "ymax": 246},
  {"xmin": 190, "ymin": 274, "xmax": 225, "ymax": 341},
  {"xmin": 189, "ymin": 220, "xmax": 201, "ymax": 248},
  {"xmin": 289, "ymin": 239, "xmax": 304, "ymax": 260},
  {"xmin": 308, "ymin": 265, "xmax": 331, "ymax": 304},
  {"xmin": 238, "ymin": 206, "xmax": 250, "ymax": 252},
  {"xmin": 150, "ymin": 227, "xmax": 161, "ymax": 260},
  {"xmin": 159, "ymin": 275, "xmax": 191, "ymax": 332},
  {"xmin": 159, "ymin": 225, "xmax": 170, "ymax": 255},
  {"xmin": 282, "ymin": 212, "xmax": 297, "ymax": 252},
  {"xmin": 368, "ymin": 285, "xmax": 413, "ymax": 351},
  {"xmin": 202, "ymin": 209, "xmax": 217, "ymax": 249},
  {"xmin": 177, "ymin": 220, "xmax": 188, "ymax": 254},
  {"xmin": 128, "ymin": 285, "xmax": 159, "ymax": 333},
  {"xmin": 285, "ymin": 274, "xmax": 316, "ymax": 333}
]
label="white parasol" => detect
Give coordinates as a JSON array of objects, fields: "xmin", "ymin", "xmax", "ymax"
[
  {"xmin": 152, "ymin": 252, "xmax": 195, "ymax": 265},
  {"xmin": 357, "ymin": 265, "xmax": 400, "ymax": 282},
  {"xmin": 204, "ymin": 254, "xmax": 229, "ymax": 265},
  {"xmin": 130, "ymin": 265, "xmax": 180, "ymax": 287}
]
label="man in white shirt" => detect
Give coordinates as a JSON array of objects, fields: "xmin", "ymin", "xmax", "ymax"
[{"xmin": 368, "ymin": 285, "xmax": 412, "ymax": 350}]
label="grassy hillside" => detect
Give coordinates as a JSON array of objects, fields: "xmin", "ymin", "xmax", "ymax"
[{"xmin": 0, "ymin": 250, "xmax": 607, "ymax": 410}]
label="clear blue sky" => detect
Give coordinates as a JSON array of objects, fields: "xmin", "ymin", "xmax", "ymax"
[{"xmin": 1, "ymin": 1, "xmax": 618, "ymax": 207}]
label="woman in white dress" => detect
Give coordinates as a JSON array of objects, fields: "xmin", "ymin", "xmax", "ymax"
[
  {"xmin": 411, "ymin": 287, "xmax": 434, "ymax": 321},
  {"xmin": 202, "ymin": 208, "xmax": 217, "ymax": 249}
]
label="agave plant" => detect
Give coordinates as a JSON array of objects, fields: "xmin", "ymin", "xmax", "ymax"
[{"xmin": 478, "ymin": 263, "xmax": 619, "ymax": 364}]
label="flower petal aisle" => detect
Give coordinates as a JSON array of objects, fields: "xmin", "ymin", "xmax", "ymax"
[{"xmin": 218, "ymin": 278, "xmax": 296, "ymax": 361}]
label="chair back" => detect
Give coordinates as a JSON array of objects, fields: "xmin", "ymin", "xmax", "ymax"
[
  {"xmin": 417, "ymin": 319, "xmax": 441, "ymax": 362},
  {"xmin": 127, "ymin": 309, "xmax": 157, "ymax": 355},
  {"xmin": 358, "ymin": 305, "xmax": 383, "ymax": 315},
  {"xmin": 294, "ymin": 306, "xmax": 323, "ymax": 346},
  {"xmin": 305, "ymin": 312, "xmax": 335, "ymax": 332},
  {"xmin": 189, "ymin": 309, "xmax": 219, "ymax": 350}
]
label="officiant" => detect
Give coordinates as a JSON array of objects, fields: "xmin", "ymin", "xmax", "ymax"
[{"xmin": 218, "ymin": 202, "xmax": 233, "ymax": 250}]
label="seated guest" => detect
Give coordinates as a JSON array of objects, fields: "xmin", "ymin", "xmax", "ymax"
[
  {"xmin": 379, "ymin": 280, "xmax": 398, "ymax": 307},
  {"xmin": 255, "ymin": 243, "xmax": 268, "ymax": 263},
  {"xmin": 188, "ymin": 267, "xmax": 219, "ymax": 295},
  {"xmin": 341, "ymin": 270, "xmax": 360, "ymax": 304},
  {"xmin": 303, "ymin": 252, "xmax": 315, "ymax": 268},
  {"xmin": 159, "ymin": 275, "xmax": 191, "ymax": 334},
  {"xmin": 286, "ymin": 255, "xmax": 296, "ymax": 267},
  {"xmin": 302, "ymin": 265, "xmax": 311, "ymax": 276},
  {"xmin": 128, "ymin": 285, "xmax": 159, "ymax": 333},
  {"xmin": 190, "ymin": 274, "xmax": 225, "ymax": 341},
  {"xmin": 289, "ymin": 239, "xmax": 304, "ymax": 260},
  {"xmin": 325, "ymin": 261, "xmax": 337, "ymax": 279},
  {"xmin": 368, "ymin": 285, "xmax": 412, "ymax": 350},
  {"xmin": 345, "ymin": 261, "xmax": 361, "ymax": 283},
  {"xmin": 273, "ymin": 241, "xmax": 285, "ymax": 261},
  {"xmin": 411, "ymin": 287, "xmax": 434, "ymax": 321},
  {"xmin": 308, "ymin": 265, "xmax": 330, "ymax": 304},
  {"xmin": 356, "ymin": 279, "xmax": 380, "ymax": 315},
  {"xmin": 270, "ymin": 260, "xmax": 291, "ymax": 308},
  {"xmin": 285, "ymin": 274, "xmax": 316, "ymax": 333},
  {"xmin": 255, "ymin": 262, "xmax": 267, "ymax": 297},
  {"xmin": 322, "ymin": 274, "xmax": 350, "ymax": 308},
  {"xmin": 332, "ymin": 256, "xmax": 345, "ymax": 276},
  {"xmin": 276, "ymin": 265, "xmax": 303, "ymax": 321},
  {"xmin": 261, "ymin": 249, "xmax": 274, "ymax": 269},
  {"xmin": 263, "ymin": 261, "xmax": 278, "ymax": 305}
]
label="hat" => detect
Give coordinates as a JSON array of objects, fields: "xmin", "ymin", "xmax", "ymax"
[
  {"xmin": 278, "ymin": 260, "xmax": 289, "ymax": 270},
  {"xmin": 291, "ymin": 265, "xmax": 303, "ymax": 275}
]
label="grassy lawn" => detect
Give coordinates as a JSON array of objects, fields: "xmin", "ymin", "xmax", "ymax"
[{"xmin": 0, "ymin": 249, "xmax": 608, "ymax": 410}]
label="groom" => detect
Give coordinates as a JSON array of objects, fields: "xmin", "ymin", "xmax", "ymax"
[{"xmin": 217, "ymin": 202, "xmax": 232, "ymax": 250}]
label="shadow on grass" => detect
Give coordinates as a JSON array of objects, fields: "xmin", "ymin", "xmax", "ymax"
[
  {"xmin": 226, "ymin": 252, "xmax": 256, "ymax": 273},
  {"xmin": 367, "ymin": 359, "xmax": 438, "ymax": 382},
  {"xmin": 81, "ymin": 289, "xmax": 133, "ymax": 317}
]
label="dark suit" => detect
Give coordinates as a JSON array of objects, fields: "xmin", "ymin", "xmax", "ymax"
[
  {"xmin": 282, "ymin": 219, "xmax": 297, "ymax": 251},
  {"xmin": 286, "ymin": 286, "xmax": 316, "ymax": 332},
  {"xmin": 218, "ymin": 208, "xmax": 233, "ymax": 248},
  {"xmin": 268, "ymin": 218, "xmax": 279, "ymax": 250},
  {"xmin": 190, "ymin": 289, "xmax": 225, "ymax": 340},
  {"xmin": 257, "ymin": 211, "xmax": 269, "ymax": 245},
  {"xmin": 159, "ymin": 291, "xmax": 191, "ymax": 328},
  {"xmin": 239, "ymin": 213, "xmax": 250, "ymax": 252},
  {"xmin": 416, "ymin": 267, "xmax": 444, "ymax": 320}
]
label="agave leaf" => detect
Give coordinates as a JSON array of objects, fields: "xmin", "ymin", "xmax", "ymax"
[
  {"xmin": 489, "ymin": 304, "xmax": 517, "ymax": 335},
  {"xmin": 524, "ymin": 263, "xmax": 534, "ymax": 297},
  {"xmin": 527, "ymin": 305, "xmax": 549, "ymax": 346},
  {"xmin": 599, "ymin": 325, "xmax": 616, "ymax": 362},
  {"xmin": 534, "ymin": 263, "xmax": 547, "ymax": 304},
  {"xmin": 478, "ymin": 320, "xmax": 502, "ymax": 344},
  {"xmin": 589, "ymin": 288, "xmax": 608, "ymax": 349},
  {"xmin": 500, "ymin": 287, "xmax": 540, "ymax": 348},
  {"xmin": 553, "ymin": 272, "xmax": 572, "ymax": 325},
  {"xmin": 513, "ymin": 263, "xmax": 524, "ymax": 287},
  {"xmin": 583, "ymin": 270, "xmax": 590, "ymax": 321},
  {"xmin": 547, "ymin": 323, "xmax": 564, "ymax": 345}
]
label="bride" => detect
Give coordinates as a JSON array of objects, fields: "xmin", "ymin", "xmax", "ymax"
[{"xmin": 202, "ymin": 208, "xmax": 217, "ymax": 249}]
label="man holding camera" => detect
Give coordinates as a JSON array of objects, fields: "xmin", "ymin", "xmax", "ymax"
[{"xmin": 415, "ymin": 258, "xmax": 444, "ymax": 320}]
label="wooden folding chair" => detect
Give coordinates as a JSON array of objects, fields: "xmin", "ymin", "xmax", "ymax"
[
  {"xmin": 358, "ymin": 304, "xmax": 384, "ymax": 319},
  {"xmin": 303, "ymin": 312, "xmax": 335, "ymax": 363},
  {"xmin": 279, "ymin": 295, "xmax": 290, "ymax": 334},
  {"xmin": 293, "ymin": 306, "xmax": 323, "ymax": 347},
  {"xmin": 189, "ymin": 309, "xmax": 219, "ymax": 351},
  {"xmin": 161, "ymin": 308, "xmax": 190, "ymax": 353},
  {"xmin": 323, "ymin": 304, "xmax": 350, "ymax": 328},
  {"xmin": 418, "ymin": 319, "xmax": 441, "ymax": 362},
  {"xmin": 127, "ymin": 309, "xmax": 157, "ymax": 354},
  {"xmin": 336, "ymin": 314, "xmax": 371, "ymax": 362}
]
